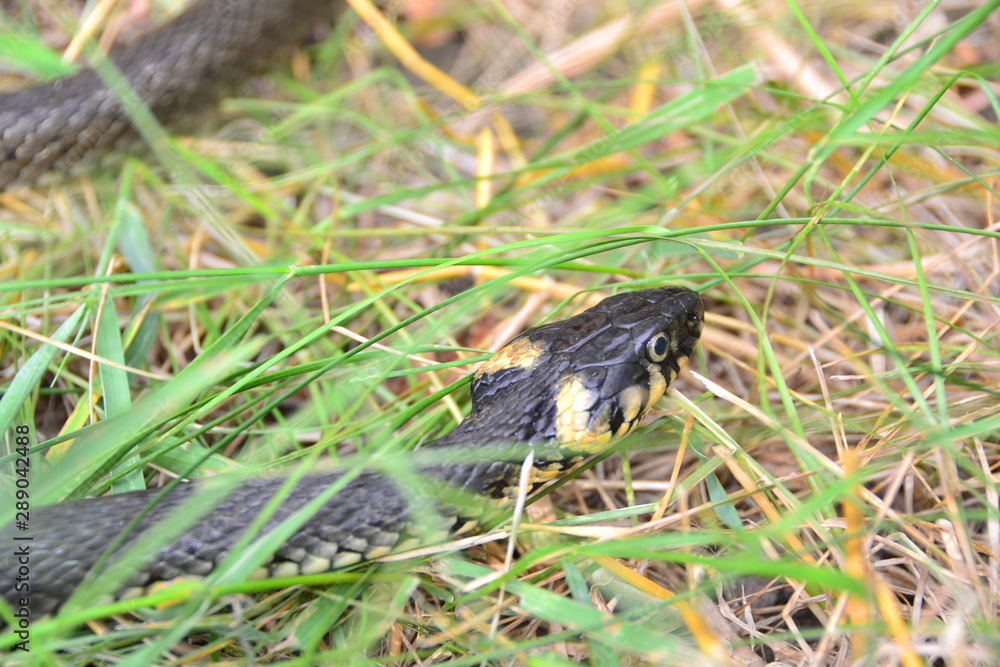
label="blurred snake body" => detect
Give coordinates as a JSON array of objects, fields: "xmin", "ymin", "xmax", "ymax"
[
  {"xmin": 2, "ymin": 288, "xmax": 703, "ymax": 617},
  {"xmin": 0, "ymin": 0, "xmax": 339, "ymax": 190}
]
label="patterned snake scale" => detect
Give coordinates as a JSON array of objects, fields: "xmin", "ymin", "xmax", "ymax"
[
  {"xmin": 1, "ymin": 287, "xmax": 703, "ymax": 617},
  {"xmin": 0, "ymin": 0, "xmax": 341, "ymax": 190}
]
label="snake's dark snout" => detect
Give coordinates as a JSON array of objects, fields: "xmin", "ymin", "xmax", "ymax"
[
  {"xmin": 667, "ymin": 288, "xmax": 704, "ymax": 359},
  {"xmin": 621, "ymin": 286, "xmax": 703, "ymax": 364}
]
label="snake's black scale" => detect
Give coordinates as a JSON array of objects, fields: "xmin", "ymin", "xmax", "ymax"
[{"xmin": 1, "ymin": 287, "xmax": 703, "ymax": 617}]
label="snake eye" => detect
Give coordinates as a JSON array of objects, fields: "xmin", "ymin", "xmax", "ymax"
[{"xmin": 646, "ymin": 332, "xmax": 669, "ymax": 362}]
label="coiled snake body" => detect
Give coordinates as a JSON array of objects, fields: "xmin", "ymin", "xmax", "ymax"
[
  {"xmin": 0, "ymin": 0, "xmax": 705, "ymax": 622},
  {"xmin": 2, "ymin": 287, "xmax": 703, "ymax": 617}
]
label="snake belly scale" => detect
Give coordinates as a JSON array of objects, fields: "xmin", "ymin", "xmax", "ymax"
[{"xmin": 0, "ymin": 287, "xmax": 703, "ymax": 617}]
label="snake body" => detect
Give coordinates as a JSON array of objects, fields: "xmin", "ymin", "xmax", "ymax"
[
  {"xmin": 0, "ymin": 0, "xmax": 338, "ymax": 190},
  {"xmin": 1, "ymin": 287, "xmax": 703, "ymax": 617},
  {"xmin": 0, "ymin": 0, "xmax": 707, "ymax": 622}
]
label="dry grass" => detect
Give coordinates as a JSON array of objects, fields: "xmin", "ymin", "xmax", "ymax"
[{"xmin": 1, "ymin": 0, "xmax": 999, "ymax": 664}]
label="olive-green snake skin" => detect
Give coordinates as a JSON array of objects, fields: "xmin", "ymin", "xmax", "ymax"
[
  {"xmin": 1, "ymin": 287, "xmax": 703, "ymax": 617},
  {"xmin": 0, "ymin": 0, "xmax": 340, "ymax": 190}
]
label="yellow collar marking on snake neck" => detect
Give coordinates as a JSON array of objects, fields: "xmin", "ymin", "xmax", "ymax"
[{"xmin": 474, "ymin": 336, "xmax": 547, "ymax": 378}]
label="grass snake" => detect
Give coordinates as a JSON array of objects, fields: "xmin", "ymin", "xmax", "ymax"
[
  {"xmin": 0, "ymin": 0, "xmax": 705, "ymax": 622},
  {"xmin": 2, "ymin": 287, "xmax": 703, "ymax": 617}
]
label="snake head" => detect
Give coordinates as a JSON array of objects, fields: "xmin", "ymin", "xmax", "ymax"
[{"xmin": 466, "ymin": 287, "xmax": 703, "ymax": 452}]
